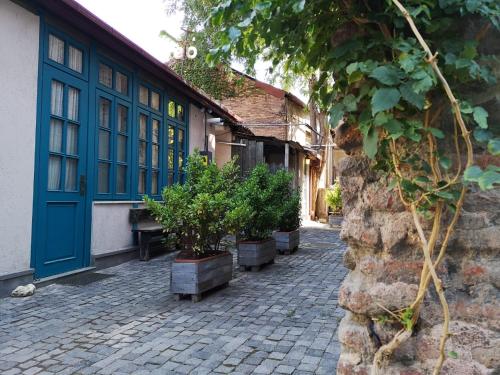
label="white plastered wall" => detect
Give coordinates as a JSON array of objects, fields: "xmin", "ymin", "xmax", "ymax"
[
  {"xmin": 0, "ymin": 1, "xmax": 40, "ymax": 276},
  {"xmin": 91, "ymin": 202, "xmax": 139, "ymax": 256},
  {"xmin": 189, "ymin": 103, "xmax": 218, "ymax": 159}
]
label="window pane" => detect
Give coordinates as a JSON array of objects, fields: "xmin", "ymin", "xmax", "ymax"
[
  {"xmin": 99, "ymin": 130, "xmax": 110, "ymax": 160},
  {"xmin": 48, "ymin": 34, "xmax": 64, "ymax": 64},
  {"xmin": 168, "ymin": 149, "xmax": 174, "ymax": 170},
  {"xmin": 117, "ymin": 135, "xmax": 127, "ymax": 162},
  {"xmin": 152, "ymin": 119, "xmax": 160, "ymax": 143},
  {"xmin": 67, "ymin": 87, "xmax": 79, "ymax": 121},
  {"xmin": 179, "ymin": 153, "xmax": 184, "ymax": 171},
  {"xmin": 177, "ymin": 104, "xmax": 184, "ymax": 122},
  {"xmin": 99, "ymin": 63, "xmax": 112, "ymax": 88},
  {"xmin": 48, "ymin": 155, "xmax": 61, "ymax": 190},
  {"xmin": 168, "ymin": 173, "xmax": 174, "ymax": 186},
  {"xmin": 168, "ymin": 126, "xmax": 175, "ymax": 144},
  {"xmin": 168, "ymin": 101, "xmax": 176, "ymax": 117},
  {"xmin": 116, "ymin": 165, "xmax": 127, "ymax": 194},
  {"xmin": 178, "ymin": 129, "xmax": 185, "ymax": 151},
  {"xmin": 152, "ymin": 145, "xmax": 159, "ymax": 168},
  {"xmin": 139, "ymin": 141, "xmax": 147, "ymax": 166},
  {"xmin": 139, "ymin": 114, "xmax": 147, "ymax": 139},
  {"xmin": 115, "ymin": 72, "xmax": 128, "ymax": 95},
  {"xmin": 98, "ymin": 162, "xmax": 110, "ymax": 193},
  {"xmin": 51, "ymin": 81, "xmax": 64, "ymax": 116},
  {"xmin": 117, "ymin": 105, "xmax": 128, "ymax": 133},
  {"xmin": 138, "ymin": 169, "xmax": 146, "ymax": 194},
  {"xmin": 99, "ymin": 98, "xmax": 111, "ymax": 128},
  {"xmin": 151, "ymin": 92, "xmax": 160, "ymax": 111},
  {"xmin": 151, "ymin": 171, "xmax": 159, "ymax": 195},
  {"xmin": 139, "ymin": 86, "xmax": 148, "ymax": 105},
  {"xmin": 49, "ymin": 118, "xmax": 63, "ymax": 153},
  {"xmin": 66, "ymin": 124, "xmax": 78, "ymax": 155},
  {"xmin": 65, "ymin": 158, "xmax": 78, "ymax": 191},
  {"xmin": 68, "ymin": 46, "xmax": 83, "ymax": 73}
]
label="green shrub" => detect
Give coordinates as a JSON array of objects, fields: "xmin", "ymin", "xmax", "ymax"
[
  {"xmin": 144, "ymin": 151, "xmax": 242, "ymax": 256},
  {"xmin": 233, "ymin": 163, "xmax": 279, "ymax": 241},
  {"xmin": 271, "ymin": 170, "xmax": 301, "ymax": 232},
  {"xmin": 326, "ymin": 182, "xmax": 342, "ymax": 214}
]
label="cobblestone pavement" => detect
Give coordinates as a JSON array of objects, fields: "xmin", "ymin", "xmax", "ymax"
[{"xmin": 0, "ymin": 225, "xmax": 347, "ymax": 375}]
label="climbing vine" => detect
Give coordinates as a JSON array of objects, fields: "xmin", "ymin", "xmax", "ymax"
[{"xmin": 206, "ymin": 0, "xmax": 500, "ymax": 373}]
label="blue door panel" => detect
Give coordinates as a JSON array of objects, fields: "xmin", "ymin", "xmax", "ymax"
[{"xmin": 34, "ymin": 64, "xmax": 89, "ymax": 278}]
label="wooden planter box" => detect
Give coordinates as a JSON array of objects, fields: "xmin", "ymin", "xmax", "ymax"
[
  {"xmin": 170, "ymin": 251, "xmax": 232, "ymax": 302},
  {"xmin": 328, "ymin": 213, "xmax": 343, "ymax": 227},
  {"xmin": 273, "ymin": 229, "xmax": 300, "ymax": 255},
  {"xmin": 237, "ymin": 238, "xmax": 276, "ymax": 271}
]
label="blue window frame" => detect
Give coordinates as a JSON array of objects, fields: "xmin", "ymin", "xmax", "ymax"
[
  {"xmin": 96, "ymin": 56, "xmax": 132, "ymax": 100},
  {"xmin": 95, "ymin": 91, "xmax": 132, "ymax": 199},
  {"xmin": 44, "ymin": 27, "xmax": 88, "ymax": 80},
  {"xmin": 166, "ymin": 98, "xmax": 188, "ymax": 184}
]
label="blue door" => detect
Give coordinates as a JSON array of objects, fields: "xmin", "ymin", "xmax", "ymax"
[{"xmin": 33, "ymin": 65, "xmax": 89, "ymax": 278}]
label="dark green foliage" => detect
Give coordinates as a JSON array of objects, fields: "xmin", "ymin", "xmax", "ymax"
[
  {"xmin": 233, "ymin": 164, "xmax": 280, "ymax": 241},
  {"xmin": 326, "ymin": 182, "xmax": 342, "ymax": 214},
  {"xmin": 144, "ymin": 151, "xmax": 242, "ymax": 255},
  {"xmin": 271, "ymin": 170, "xmax": 301, "ymax": 232}
]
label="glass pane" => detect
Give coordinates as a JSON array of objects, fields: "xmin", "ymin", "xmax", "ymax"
[
  {"xmin": 115, "ymin": 72, "xmax": 128, "ymax": 95},
  {"xmin": 67, "ymin": 87, "xmax": 79, "ymax": 121},
  {"xmin": 152, "ymin": 145, "xmax": 159, "ymax": 168},
  {"xmin": 168, "ymin": 149, "xmax": 174, "ymax": 169},
  {"xmin": 99, "ymin": 98, "xmax": 111, "ymax": 128},
  {"xmin": 48, "ymin": 155, "xmax": 61, "ymax": 190},
  {"xmin": 116, "ymin": 165, "xmax": 127, "ymax": 194},
  {"xmin": 99, "ymin": 130, "xmax": 110, "ymax": 160},
  {"xmin": 99, "ymin": 63, "xmax": 112, "ymax": 87},
  {"xmin": 177, "ymin": 104, "xmax": 184, "ymax": 122},
  {"xmin": 139, "ymin": 86, "xmax": 148, "ymax": 105},
  {"xmin": 151, "ymin": 92, "xmax": 160, "ymax": 111},
  {"xmin": 139, "ymin": 141, "xmax": 147, "ymax": 166},
  {"xmin": 49, "ymin": 118, "xmax": 63, "ymax": 153},
  {"xmin": 168, "ymin": 101, "xmax": 176, "ymax": 117},
  {"xmin": 51, "ymin": 81, "xmax": 64, "ymax": 116},
  {"xmin": 139, "ymin": 114, "xmax": 147, "ymax": 139},
  {"xmin": 65, "ymin": 158, "xmax": 78, "ymax": 191},
  {"xmin": 66, "ymin": 124, "xmax": 78, "ymax": 155},
  {"xmin": 168, "ymin": 173, "xmax": 174, "ymax": 186},
  {"xmin": 48, "ymin": 34, "xmax": 64, "ymax": 64},
  {"xmin": 151, "ymin": 171, "xmax": 158, "ymax": 195},
  {"xmin": 152, "ymin": 119, "xmax": 160, "ymax": 143},
  {"xmin": 68, "ymin": 46, "xmax": 83, "ymax": 73},
  {"xmin": 178, "ymin": 129, "xmax": 185, "ymax": 151},
  {"xmin": 138, "ymin": 169, "xmax": 146, "ymax": 194},
  {"xmin": 117, "ymin": 105, "xmax": 128, "ymax": 133},
  {"xmin": 117, "ymin": 135, "xmax": 127, "ymax": 162},
  {"xmin": 179, "ymin": 153, "xmax": 184, "ymax": 171},
  {"xmin": 98, "ymin": 162, "xmax": 110, "ymax": 193},
  {"xmin": 168, "ymin": 127, "xmax": 174, "ymax": 144}
]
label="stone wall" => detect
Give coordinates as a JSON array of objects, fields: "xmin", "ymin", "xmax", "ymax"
[{"xmin": 336, "ymin": 155, "xmax": 500, "ymax": 375}]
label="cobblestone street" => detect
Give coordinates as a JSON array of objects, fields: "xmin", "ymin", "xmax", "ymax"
[{"xmin": 0, "ymin": 225, "xmax": 347, "ymax": 375}]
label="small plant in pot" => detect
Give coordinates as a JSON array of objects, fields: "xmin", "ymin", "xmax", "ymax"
[
  {"xmin": 145, "ymin": 152, "xmax": 242, "ymax": 302},
  {"xmin": 234, "ymin": 164, "xmax": 278, "ymax": 272},
  {"xmin": 271, "ymin": 170, "xmax": 301, "ymax": 255},
  {"xmin": 326, "ymin": 182, "xmax": 343, "ymax": 227}
]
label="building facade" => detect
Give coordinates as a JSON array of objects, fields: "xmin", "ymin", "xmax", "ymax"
[{"xmin": 0, "ymin": 0, "xmax": 237, "ymax": 296}]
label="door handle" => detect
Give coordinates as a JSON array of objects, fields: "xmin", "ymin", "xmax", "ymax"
[{"xmin": 79, "ymin": 175, "xmax": 86, "ymax": 196}]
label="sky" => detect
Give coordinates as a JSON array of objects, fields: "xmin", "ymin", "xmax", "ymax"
[{"xmin": 74, "ymin": 0, "xmax": 274, "ymax": 84}]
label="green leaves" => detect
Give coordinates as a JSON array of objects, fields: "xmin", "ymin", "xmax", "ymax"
[
  {"xmin": 363, "ymin": 127, "xmax": 379, "ymax": 159},
  {"xmin": 371, "ymin": 88, "xmax": 401, "ymax": 115},
  {"xmin": 329, "ymin": 104, "xmax": 344, "ymax": 127},
  {"xmin": 464, "ymin": 165, "xmax": 500, "ymax": 190},
  {"xmin": 400, "ymin": 82, "xmax": 425, "ymax": 109},
  {"xmin": 228, "ymin": 26, "xmax": 241, "ymax": 41},
  {"xmin": 369, "ymin": 66, "xmax": 404, "ymax": 86},
  {"xmin": 292, "ymin": 0, "xmax": 305, "ymax": 13},
  {"xmin": 473, "ymin": 106, "xmax": 488, "ymax": 129},
  {"xmin": 488, "ymin": 138, "xmax": 500, "ymax": 156}
]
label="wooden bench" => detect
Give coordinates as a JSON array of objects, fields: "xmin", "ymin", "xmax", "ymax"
[{"xmin": 129, "ymin": 208, "xmax": 165, "ymax": 261}]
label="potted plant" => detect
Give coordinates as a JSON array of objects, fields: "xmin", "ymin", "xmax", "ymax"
[
  {"xmin": 326, "ymin": 182, "xmax": 343, "ymax": 227},
  {"xmin": 145, "ymin": 152, "xmax": 242, "ymax": 302},
  {"xmin": 235, "ymin": 164, "xmax": 278, "ymax": 271},
  {"xmin": 271, "ymin": 170, "xmax": 301, "ymax": 255}
]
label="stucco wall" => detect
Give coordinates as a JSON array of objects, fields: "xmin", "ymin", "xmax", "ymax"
[
  {"xmin": 188, "ymin": 104, "xmax": 217, "ymax": 155},
  {"xmin": 0, "ymin": 1, "xmax": 39, "ymax": 276},
  {"xmin": 90, "ymin": 202, "xmax": 139, "ymax": 256}
]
